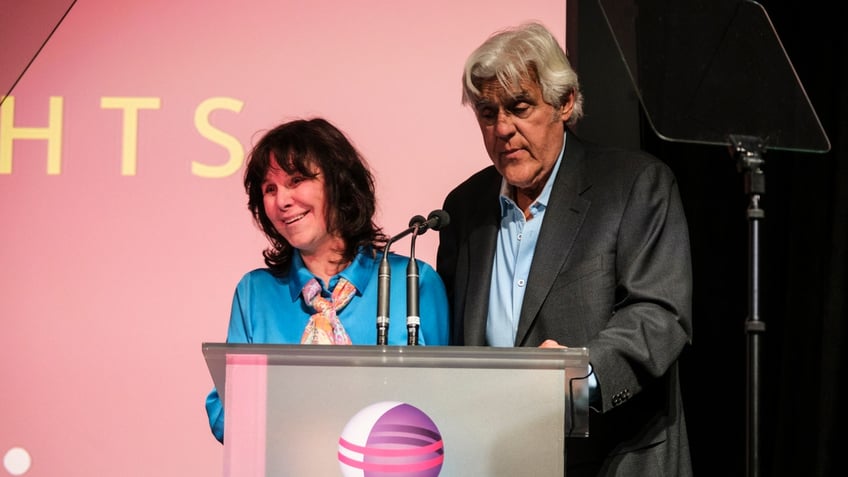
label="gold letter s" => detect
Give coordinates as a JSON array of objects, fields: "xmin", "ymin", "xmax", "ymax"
[{"xmin": 193, "ymin": 97, "xmax": 244, "ymax": 178}]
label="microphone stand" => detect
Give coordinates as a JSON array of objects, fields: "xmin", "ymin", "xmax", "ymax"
[
  {"xmin": 376, "ymin": 239, "xmax": 393, "ymax": 345},
  {"xmin": 406, "ymin": 224, "xmax": 422, "ymax": 345}
]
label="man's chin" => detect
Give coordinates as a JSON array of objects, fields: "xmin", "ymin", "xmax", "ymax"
[{"xmin": 501, "ymin": 170, "xmax": 537, "ymax": 189}]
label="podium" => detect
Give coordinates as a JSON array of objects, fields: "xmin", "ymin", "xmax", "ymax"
[{"xmin": 203, "ymin": 343, "xmax": 590, "ymax": 476}]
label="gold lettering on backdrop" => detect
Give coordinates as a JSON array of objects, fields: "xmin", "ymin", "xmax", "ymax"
[
  {"xmin": 192, "ymin": 97, "xmax": 245, "ymax": 178},
  {"xmin": 1, "ymin": 96, "xmax": 246, "ymax": 178},
  {"xmin": 0, "ymin": 96, "xmax": 64, "ymax": 175},
  {"xmin": 100, "ymin": 97, "xmax": 162, "ymax": 176}
]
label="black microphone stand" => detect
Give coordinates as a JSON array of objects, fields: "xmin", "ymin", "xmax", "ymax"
[
  {"xmin": 406, "ymin": 224, "xmax": 422, "ymax": 345},
  {"xmin": 376, "ymin": 239, "xmax": 393, "ymax": 346}
]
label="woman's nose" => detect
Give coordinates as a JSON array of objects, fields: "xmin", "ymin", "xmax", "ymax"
[{"xmin": 274, "ymin": 187, "xmax": 293, "ymax": 209}]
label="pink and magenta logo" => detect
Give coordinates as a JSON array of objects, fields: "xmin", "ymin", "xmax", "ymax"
[{"xmin": 338, "ymin": 401, "xmax": 444, "ymax": 476}]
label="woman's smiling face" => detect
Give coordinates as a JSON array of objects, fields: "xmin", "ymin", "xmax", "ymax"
[{"xmin": 261, "ymin": 155, "xmax": 335, "ymax": 258}]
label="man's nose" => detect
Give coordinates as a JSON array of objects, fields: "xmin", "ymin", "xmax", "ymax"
[{"xmin": 494, "ymin": 111, "xmax": 516, "ymax": 138}]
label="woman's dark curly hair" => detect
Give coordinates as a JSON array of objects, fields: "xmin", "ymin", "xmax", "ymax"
[{"xmin": 243, "ymin": 118, "xmax": 387, "ymax": 276}]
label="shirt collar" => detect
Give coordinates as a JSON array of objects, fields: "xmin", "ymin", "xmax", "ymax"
[{"xmin": 289, "ymin": 247, "xmax": 377, "ymax": 300}]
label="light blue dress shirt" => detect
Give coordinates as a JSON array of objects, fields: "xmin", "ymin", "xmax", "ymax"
[
  {"xmin": 485, "ymin": 134, "xmax": 598, "ymax": 400},
  {"xmin": 205, "ymin": 247, "xmax": 450, "ymax": 442},
  {"xmin": 487, "ymin": 137, "xmax": 565, "ymax": 346}
]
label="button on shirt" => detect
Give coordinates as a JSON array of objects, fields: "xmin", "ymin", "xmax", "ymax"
[{"xmin": 486, "ymin": 136, "xmax": 566, "ymax": 346}]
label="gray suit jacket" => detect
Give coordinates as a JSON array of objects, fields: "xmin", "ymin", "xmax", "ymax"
[{"xmin": 437, "ymin": 132, "xmax": 693, "ymax": 476}]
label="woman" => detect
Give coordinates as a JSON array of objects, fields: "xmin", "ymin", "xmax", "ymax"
[{"xmin": 205, "ymin": 117, "xmax": 450, "ymax": 443}]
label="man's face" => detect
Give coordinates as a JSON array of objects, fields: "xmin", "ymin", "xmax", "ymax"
[{"xmin": 472, "ymin": 77, "xmax": 573, "ymax": 197}]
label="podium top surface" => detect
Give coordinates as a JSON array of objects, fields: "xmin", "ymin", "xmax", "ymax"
[{"xmin": 202, "ymin": 342, "xmax": 590, "ymax": 370}]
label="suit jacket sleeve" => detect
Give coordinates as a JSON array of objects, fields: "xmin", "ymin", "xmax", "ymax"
[{"xmin": 582, "ymin": 155, "xmax": 693, "ymax": 413}]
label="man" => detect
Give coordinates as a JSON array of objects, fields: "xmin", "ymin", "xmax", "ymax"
[{"xmin": 437, "ymin": 22, "xmax": 693, "ymax": 476}]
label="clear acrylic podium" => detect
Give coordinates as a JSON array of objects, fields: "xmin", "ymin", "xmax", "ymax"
[{"xmin": 203, "ymin": 343, "xmax": 590, "ymax": 476}]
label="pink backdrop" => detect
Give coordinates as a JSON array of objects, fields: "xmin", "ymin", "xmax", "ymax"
[{"xmin": 0, "ymin": 1, "xmax": 565, "ymax": 475}]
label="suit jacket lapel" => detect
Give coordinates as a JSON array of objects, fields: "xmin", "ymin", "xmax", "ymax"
[
  {"xmin": 515, "ymin": 136, "xmax": 591, "ymax": 345},
  {"xmin": 463, "ymin": 213, "xmax": 499, "ymax": 345}
]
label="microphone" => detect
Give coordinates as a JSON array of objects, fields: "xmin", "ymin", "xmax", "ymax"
[
  {"xmin": 376, "ymin": 214, "xmax": 425, "ymax": 345},
  {"xmin": 406, "ymin": 223, "xmax": 422, "ymax": 346},
  {"xmin": 390, "ymin": 215, "xmax": 427, "ymax": 243},
  {"xmin": 376, "ymin": 241, "xmax": 392, "ymax": 345},
  {"xmin": 406, "ymin": 210, "xmax": 450, "ymax": 345},
  {"xmin": 417, "ymin": 209, "xmax": 450, "ymax": 234},
  {"xmin": 376, "ymin": 211, "xmax": 449, "ymax": 345}
]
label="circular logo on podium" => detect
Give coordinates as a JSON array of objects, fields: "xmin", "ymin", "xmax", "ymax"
[{"xmin": 337, "ymin": 401, "xmax": 444, "ymax": 476}]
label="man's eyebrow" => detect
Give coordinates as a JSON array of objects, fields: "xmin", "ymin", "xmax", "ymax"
[
  {"xmin": 474, "ymin": 99, "xmax": 496, "ymax": 110},
  {"xmin": 473, "ymin": 88, "xmax": 535, "ymax": 111},
  {"xmin": 509, "ymin": 92, "xmax": 533, "ymax": 103}
]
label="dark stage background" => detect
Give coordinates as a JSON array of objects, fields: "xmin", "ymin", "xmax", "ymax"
[{"xmin": 569, "ymin": 1, "xmax": 846, "ymax": 475}]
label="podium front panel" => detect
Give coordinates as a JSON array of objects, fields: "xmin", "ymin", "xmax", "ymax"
[{"xmin": 204, "ymin": 344, "xmax": 590, "ymax": 477}]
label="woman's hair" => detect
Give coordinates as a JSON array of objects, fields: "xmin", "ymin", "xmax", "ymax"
[
  {"xmin": 243, "ymin": 117, "xmax": 387, "ymax": 275},
  {"xmin": 461, "ymin": 21, "xmax": 584, "ymax": 126}
]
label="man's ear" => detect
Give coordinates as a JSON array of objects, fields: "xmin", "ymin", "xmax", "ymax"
[{"xmin": 558, "ymin": 91, "xmax": 575, "ymax": 122}]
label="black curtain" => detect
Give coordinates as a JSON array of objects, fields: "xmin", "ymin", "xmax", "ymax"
[{"xmin": 570, "ymin": 1, "xmax": 847, "ymax": 475}]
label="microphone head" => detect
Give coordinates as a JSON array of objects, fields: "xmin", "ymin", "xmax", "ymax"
[
  {"xmin": 408, "ymin": 215, "xmax": 426, "ymax": 227},
  {"xmin": 427, "ymin": 209, "xmax": 450, "ymax": 230}
]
